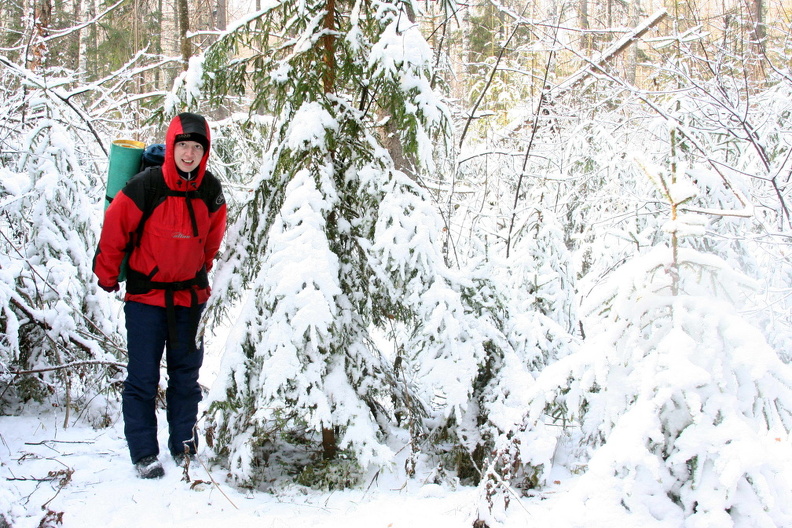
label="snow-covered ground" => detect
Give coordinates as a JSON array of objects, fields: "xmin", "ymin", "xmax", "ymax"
[
  {"xmin": 0, "ymin": 406, "xmax": 647, "ymax": 528},
  {"xmin": 1, "ymin": 404, "xmax": 679, "ymax": 528},
  {"xmin": 0, "ymin": 408, "xmax": 482, "ymax": 528}
]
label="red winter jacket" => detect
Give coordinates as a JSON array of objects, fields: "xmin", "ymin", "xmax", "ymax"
[{"xmin": 94, "ymin": 113, "xmax": 227, "ymax": 308}]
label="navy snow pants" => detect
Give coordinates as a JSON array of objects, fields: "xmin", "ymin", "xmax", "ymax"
[{"xmin": 123, "ymin": 301, "xmax": 204, "ymax": 464}]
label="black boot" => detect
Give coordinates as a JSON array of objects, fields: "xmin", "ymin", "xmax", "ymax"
[{"xmin": 135, "ymin": 455, "xmax": 164, "ymax": 479}]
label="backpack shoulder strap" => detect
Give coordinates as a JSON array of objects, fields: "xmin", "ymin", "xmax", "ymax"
[{"xmin": 133, "ymin": 167, "xmax": 168, "ymax": 246}]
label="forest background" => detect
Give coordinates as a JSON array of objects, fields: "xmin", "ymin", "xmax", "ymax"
[{"xmin": 2, "ymin": 0, "xmax": 792, "ymax": 526}]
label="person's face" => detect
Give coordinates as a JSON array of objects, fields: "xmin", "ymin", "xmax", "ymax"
[{"xmin": 174, "ymin": 140, "xmax": 204, "ymax": 173}]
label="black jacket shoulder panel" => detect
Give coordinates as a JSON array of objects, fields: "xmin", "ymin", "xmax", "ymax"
[
  {"xmin": 198, "ymin": 170, "xmax": 225, "ymax": 213},
  {"xmin": 122, "ymin": 167, "xmax": 164, "ymax": 212},
  {"xmin": 125, "ymin": 166, "xmax": 222, "ymax": 214}
]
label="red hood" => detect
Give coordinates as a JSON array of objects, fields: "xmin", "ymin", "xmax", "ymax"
[{"xmin": 162, "ymin": 113, "xmax": 211, "ymax": 191}]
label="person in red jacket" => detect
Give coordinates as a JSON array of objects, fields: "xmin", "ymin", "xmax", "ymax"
[{"xmin": 94, "ymin": 113, "xmax": 227, "ymax": 479}]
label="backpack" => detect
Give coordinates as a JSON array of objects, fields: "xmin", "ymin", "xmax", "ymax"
[
  {"xmin": 140, "ymin": 143, "xmax": 165, "ymax": 170},
  {"xmin": 105, "ymin": 143, "xmax": 165, "ymax": 209}
]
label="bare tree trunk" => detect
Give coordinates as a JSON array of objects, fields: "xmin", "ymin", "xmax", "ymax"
[
  {"xmin": 216, "ymin": 0, "xmax": 227, "ymax": 30},
  {"xmin": 321, "ymin": 427, "xmax": 337, "ymax": 460},
  {"xmin": 75, "ymin": 0, "xmax": 85, "ymax": 73},
  {"xmin": 321, "ymin": 0, "xmax": 338, "ymax": 461},
  {"xmin": 178, "ymin": 0, "xmax": 190, "ymax": 69},
  {"xmin": 322, "ymin": 0, "xmax": 336, "ymax": 93},
  {"xmin": 625, "ymin": 0, "xmax": 639, "ymax": 84},
  {"xmin": 379, "ymin": 5, "xmax": 417, "ymax": 175},
  {"xmin": 154, "ymin": 0, "xmax": 163, "ymax": 87},
  {"xmin": 29, "ymin": 0, "xmax": 52, "ymax": 71},
  {"xmin": 606, "ymin": 0, "xmax": 613, "ymax": 27},
  {"xmin": 212, "ymin": 0, "xmax": 229, "ymax": 118},
  {"xmin": 579, "ymin": 0, "xmax": 590, "ymax": 51},
  {"xmin": 752, "ymin": 0, "xmax": 765, "ymax": 43},
  {"xmin": 750, "ymin": 0, "xmax": 765, "ymax": 79}
]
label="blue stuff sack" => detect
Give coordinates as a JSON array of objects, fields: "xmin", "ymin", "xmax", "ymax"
[{"xmin": 140, "ymin": 143, "xmax": 165, "ymax": 169}]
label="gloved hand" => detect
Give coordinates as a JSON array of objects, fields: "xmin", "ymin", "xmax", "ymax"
[{"xmin": 98, "ymin": 281, "xmax": 119, "ymax": 293}]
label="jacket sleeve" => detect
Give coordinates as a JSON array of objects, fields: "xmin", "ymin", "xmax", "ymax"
[
  {"xmin": 204, "ymin": 200, "xmax": 227, "ymax": 273},
  {"xmin": 93, "ymin": 190, "xmax": 144, "ymax": 287}
]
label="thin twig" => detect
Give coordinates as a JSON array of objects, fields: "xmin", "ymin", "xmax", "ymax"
[
  {"xmin": 505, "ymin": 18, "xmax": 560, "ymax": 258},
  {"xmin": 10, "ymin": 360, "xmax": 126, "ymax": 376}
]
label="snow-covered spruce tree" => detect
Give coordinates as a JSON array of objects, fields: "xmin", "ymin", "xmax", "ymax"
[
  {"xmin": 177, "ymin": 0, "xmax": 522, "ymax": 488},
  {"xmin": 412, "ymin": 205, "xmax": 581, "ymax": 488},
  {"xmin": 475, "ymin": 155, "xmax": 792, "ymax": 527},
  {"xmin": 186, "ymin": 0, "xmax": 552, "ymax": 490},
  {"xmin": 431, "ymin": 63, "xmax": 585, "ymax": 490},
  {"xmin": 0, "ymin": 55, "xmax": 126, "ymax": 424},
  {"xmin": 425, "ymin": 171, "xmax": 584, "ymax": 510}
]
